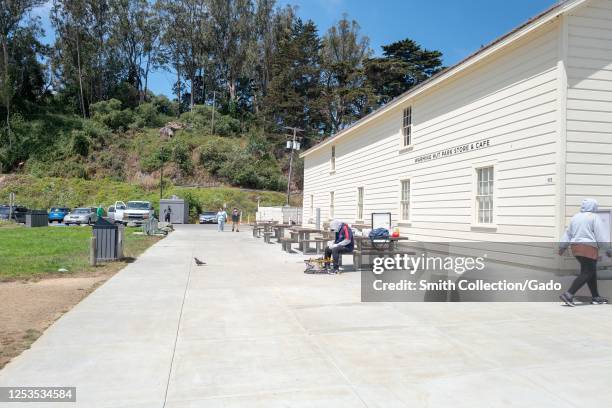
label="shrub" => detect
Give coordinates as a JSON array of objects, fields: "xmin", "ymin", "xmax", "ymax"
[
  {"xmin": 71, "ymin": 130, "xmax": 90, "ymax": 156},
  {"xmin": 90, "ymin": 99, "xmax": 134, "ymax": 131},
  {"xmin": 134, "ymin": 103, "xmax": 163, "ymax": 128}
]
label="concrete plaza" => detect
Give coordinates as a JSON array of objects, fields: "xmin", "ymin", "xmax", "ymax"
[{"xmin": 1, "ymin": 225, "xmax": 612, "ymax": 407}]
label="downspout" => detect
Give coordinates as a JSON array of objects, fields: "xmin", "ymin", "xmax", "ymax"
[{"xmin": 554, "ymin": 14, "xmax": 569, "ymax": 253}]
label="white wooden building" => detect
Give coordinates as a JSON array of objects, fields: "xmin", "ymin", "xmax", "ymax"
[{"xmin": 301, "ymin": 0, "xmax": 612, "ymax": 244}]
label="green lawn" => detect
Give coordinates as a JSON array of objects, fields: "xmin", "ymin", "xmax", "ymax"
[{"xmin": 0, "ymin": 224, "xmax": 161, "ymax": 280}]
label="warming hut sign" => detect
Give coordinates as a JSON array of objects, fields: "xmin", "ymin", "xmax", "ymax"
[{"xmin": 414, "ymin": 139, "xmax": 491, "ymax": 164}]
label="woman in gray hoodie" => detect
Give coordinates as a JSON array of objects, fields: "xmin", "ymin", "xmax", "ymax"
[{"xmin": 559, "ymin": 198, "xmax": 611, "ymax": 306}]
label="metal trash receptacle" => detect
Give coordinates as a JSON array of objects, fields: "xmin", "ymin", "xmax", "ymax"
[
  {"xmin": 92, "ymin": 218, "xmax": 124, "ymax": 261},
  {"xmin": 26, "ymin": 210, "xmax": 48, "ymax": 227}
]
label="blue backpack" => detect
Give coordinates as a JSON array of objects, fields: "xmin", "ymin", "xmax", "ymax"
[{"xmin": 369, "ymin": 228, "xmax": 390, "ymax": 240}]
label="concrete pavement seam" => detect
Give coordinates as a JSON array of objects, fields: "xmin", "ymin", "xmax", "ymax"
[{"xmin": 162, "ymin": 246, "xmax": 194, "ymax": 408}]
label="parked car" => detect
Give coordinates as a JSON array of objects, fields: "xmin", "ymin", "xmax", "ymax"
[
  {"xmin": 49, "ymin": 207, "xmax": 71, "ymax": 223},
  {"xmin": 111, "ymin": 201, "xmax": 127, "ymax": 223},
  {"xmin": 107, "ymin": 205, "xmax": 116, "ymax": 221},
  {"xmin": 121, "ymin": 201, "xmax": 154, "ymax": 225},
  {"xmin": 64, "ymin": 207, "xmax": 97, "ymax": 225},
  {"xmin": 0, "ymin": 205, "xmax": 28, "ymax": 223},
  {"xmin": 199, "ymin": 211, "xmax": 218, "ymax": 224}
]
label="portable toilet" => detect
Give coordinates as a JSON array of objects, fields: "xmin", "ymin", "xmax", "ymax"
[{"xmin": 159, "ymin": 196, "xmax": 189, "ymax": 224}]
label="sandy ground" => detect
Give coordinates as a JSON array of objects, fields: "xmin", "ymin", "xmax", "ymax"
[{"xmin": 0, "ymin": 270, "xmax": 116, "ymax": 368}]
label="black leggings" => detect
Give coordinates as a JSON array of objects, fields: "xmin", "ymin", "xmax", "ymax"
[
  {"xmin": 568, "ymin": 256, "xmax": 599, "ymax": 297},
  {"xmin": 324, "ymin": 246, "xmax": 350, "ymax": 269}
]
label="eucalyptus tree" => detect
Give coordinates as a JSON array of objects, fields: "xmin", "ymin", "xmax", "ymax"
[
  {"xmin": 0, "ymin": 0, "xmax": 45, "ymax": 133},
  {"xmin": 51, "ymin": 0, "xmax": 93, "ymax": 117},
  {"xmin": 320, "ymin": 14, "xmax": 373, "ymax": 133},
  {"xmin": 207, "ymin": 0, "xmax": 255, "ymax": 109}
]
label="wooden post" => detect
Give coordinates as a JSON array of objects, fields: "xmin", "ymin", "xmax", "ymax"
[{"xmin": 90, "ymin": 236, "xmax": 97, "ymax": 266}]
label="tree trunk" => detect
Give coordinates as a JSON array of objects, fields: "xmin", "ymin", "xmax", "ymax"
[
  {"xmin": 190, "ymin": 72, "xmax": 194, "ymax": 111},
  {"xmin": 176, "ymin": 58, "xmax": 181, "ymax": 117},
  {"xmin": 1, "ymin": 36, "xmax": 11, "ymax": 143},
  {"xmin": 75, "ymin": 32, "xmax": 86, "ymax": 118},
  {"xmin": 142, "ymin": 53, "xmax": 151, "ymax": 104}
]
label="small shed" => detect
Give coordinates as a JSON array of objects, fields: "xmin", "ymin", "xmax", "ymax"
[{"xmin": 160, "ymin": 196, "xmax": 189, "ymax": 224}]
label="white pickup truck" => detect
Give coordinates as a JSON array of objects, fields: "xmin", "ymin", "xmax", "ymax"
[{"xmin": 112, "ymin": 200, "xmax": 154, "ymax": 225}]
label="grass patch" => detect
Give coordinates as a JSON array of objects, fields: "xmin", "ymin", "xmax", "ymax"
[{"xmin": 0, "ymin": 224, "xmax": 161, "ymax": 280}]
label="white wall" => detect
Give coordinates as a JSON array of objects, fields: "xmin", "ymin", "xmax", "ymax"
[
  {"xmin": 303, "ymin": 19, "xmax": 562, "ymax": 243},
  {"xmin": 565, "ymin": 0, "xmax": 612, "ymax": 218}
]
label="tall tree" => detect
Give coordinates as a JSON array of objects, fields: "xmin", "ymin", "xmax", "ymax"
[
  {"xmin": 208, "ymin": 0, "xmax": 255, "ymax": 108},
  {"xmin": 51, "ymin": 0, "xmax": 93, "ymax": 117},
  {"xmin": 320, "ymin": 14, "xmax": 373, "ymax": 133},
  {"xmin": 265, "ymin": 18, "xmax": 323, "ymax": 134},
  {"xmin": 0, "ymin": 0, "xmax": 45, "ymax": 135},
  {"xmin": 365, "ymin": 38, "xmax": 443, "ymax": 105}
]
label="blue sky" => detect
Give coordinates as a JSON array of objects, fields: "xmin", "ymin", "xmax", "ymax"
[{"xmin": 32, "ymin": 0, "xmax": 558, "ymax": 98}]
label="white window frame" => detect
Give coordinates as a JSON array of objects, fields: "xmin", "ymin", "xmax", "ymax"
[
  {"xmin": 329, "ymin": 191, "xmax": 334, "ymax": 219},
  {"xmin": 471, "ymin": 162, "xmax": 497, "ymax": 230},
  {"xmin": 330, "ymin": 146, "xmax": 336, "ymax": 173},
  {"xmin": 400, "ymin": 106, "xmax": 413, "ymax": 151},
  {"xmin": 357, "ymin": 187, "xmax": 364, "ymax": 222},
  {"xmin": 400, "ymin": 179, "xmax": 411, "ymax": 223}
]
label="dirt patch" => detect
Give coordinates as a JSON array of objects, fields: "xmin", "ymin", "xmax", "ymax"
[{"xmin": 0, "ymin": 269, "xmax": 117, "ymax": 369}]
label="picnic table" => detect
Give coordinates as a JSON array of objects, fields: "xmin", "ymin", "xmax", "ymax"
[
  {"xmin": 353, "ymin": 235, "xmax": 412, "ymax": 271},
  {"xmin": 289, "ymin": 226, "xmax": 323, "ymax": 253},
  {"xmin": 354, "ymin": 235, "xmax": 408, "ymax": 251},
  {"xmin": 272, "ymin": 224, "xmax": 293, "ymax": 242}
]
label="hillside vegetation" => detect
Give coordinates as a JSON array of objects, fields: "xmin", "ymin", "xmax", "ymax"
[
  {"xmin": 0, "ymin": 174, "xmax": 299, "ymax": 220},
  {"xmin": 8, "ymin": 98, "xmax": 294, "ymax": 193}
]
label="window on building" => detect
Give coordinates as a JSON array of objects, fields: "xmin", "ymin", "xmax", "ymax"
[
  {"xmin": 476, "ymin": 166, "xmax": 494, "ymax": 224},
  {"xmin": 357, "ymin": 187, "xmax": 364, "ymax": 220},
  {"xmin": 331, "ymin": 146, "xmax": 336, "ymax": 171},
  {"xmin": 402, "ymin": 107, "xmax": 412, "ymax": 147},
  {"xmin": 401, "ymin": 180, "xmax": 411, "ymax": 221},
  {"xmin": 329, "ymin": 192, "xmax": 335, "ymax": 218}
]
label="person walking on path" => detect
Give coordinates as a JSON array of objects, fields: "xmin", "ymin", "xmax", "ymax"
[
  {"xmin": 231, "ymin": 208, "xmax": 240, "ymax": 232},
  {"xmin": 216, "ymin": 207, "xmax": 227, "ymax": 232},
  {"xmin": 164, "ymin": 205, "xmax": 172, "ymax": 223},
  {"xmin": 559, "ymin": 198, "xmax": 612, "ymax": 306}
]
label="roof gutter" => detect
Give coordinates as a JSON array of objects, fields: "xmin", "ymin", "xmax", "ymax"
[{"xmin": 300, "ymin": 0, "xmax": 586, "ymax": 159}]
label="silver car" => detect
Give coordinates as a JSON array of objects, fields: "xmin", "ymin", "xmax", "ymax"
[{"xmin": 64, "ymin": 207, "xmax": 97, "ymax": 225}]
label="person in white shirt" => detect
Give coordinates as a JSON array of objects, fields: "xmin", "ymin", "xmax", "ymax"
[{"xmin": 216, "ymin": 208, "xmax": 228, "ymax": 232}]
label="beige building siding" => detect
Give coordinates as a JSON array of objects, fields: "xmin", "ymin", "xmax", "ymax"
[
  {"xmin": 565, "ymin": 0, "xmax": 612, "ymax": 218},
  {"xmin": 303, "ymin": 19, "xmax": 562, "ymax": 242}
]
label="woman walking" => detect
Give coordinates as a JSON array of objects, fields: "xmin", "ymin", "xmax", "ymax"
[{"xmin": 559, "ymin": 198, "xmax": 611, "ymax": 306}]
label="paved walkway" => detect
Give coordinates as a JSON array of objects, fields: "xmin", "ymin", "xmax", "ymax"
[{"xmin": 2, "ymin": 225, "xmax": 612, "ymax": 407}]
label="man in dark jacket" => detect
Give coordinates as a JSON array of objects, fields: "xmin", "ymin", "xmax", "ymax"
[
  {"xmin": 324, "ymin": 219, "xmax": 354, "ymax": 274},
  {"xmin": 231, "ymin": 208, "xmax": 240, "ymax": 232}
]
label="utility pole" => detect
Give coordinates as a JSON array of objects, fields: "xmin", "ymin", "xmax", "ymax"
[
  {"xmin": 284, "ymin": 126, "xmax": 303, "ymax": 207},
  {"xmin": 211, "ymin": 90, "xmax": 216, "ymax": 135},
  {"xmin": 160, "ymin": 160, "xmax": 164, "ymax": 199}
]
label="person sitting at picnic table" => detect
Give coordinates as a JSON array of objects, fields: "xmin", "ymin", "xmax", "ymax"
[{"xmin": 325, "ymin": 219, "xmax": 354, "ymax": 274}]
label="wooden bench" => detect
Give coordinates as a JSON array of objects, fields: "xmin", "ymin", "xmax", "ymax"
[
  {"xmin": 279, "ymin": 237, "xmax": 297, "ymax": 253},
  {"xmin": 263, "ymin": 231, "xmax": 273, "ymax": 244},
  {"xmin": 299, "ymin": 239, "xmax": 327, "ymax": 254},
  {"xmin": 252, "ymin": 226, "xmax": 265, "ymax": 238}
]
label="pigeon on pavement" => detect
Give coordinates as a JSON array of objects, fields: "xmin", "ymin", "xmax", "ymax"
[{"xmin": 194, "ymin": 257, "xmax": 206, "ymax": 266}]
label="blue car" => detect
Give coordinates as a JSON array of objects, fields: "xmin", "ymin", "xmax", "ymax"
[{"xmin": 49, "ymin": 207, "xmax": 71, "ymax": 223}]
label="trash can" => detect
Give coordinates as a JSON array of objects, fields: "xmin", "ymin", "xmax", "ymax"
[
  {"xmin": 159, "ymin": 196, "xmax": 189, "ymax": 224},
  {"xmin": 92, "ymin": 218, "xmax": 124, "ymax": 261},
  {"xmin": 25, "ymin": 210, "xmax": 48, "ymax": 227}
]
